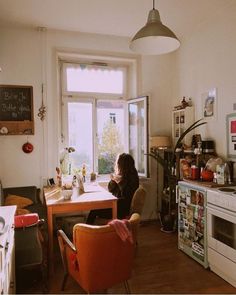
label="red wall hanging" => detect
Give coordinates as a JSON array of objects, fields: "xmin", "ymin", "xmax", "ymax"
[{"xmin": 22, "ymin": 142, "xmax": 34, "ymax": 153}]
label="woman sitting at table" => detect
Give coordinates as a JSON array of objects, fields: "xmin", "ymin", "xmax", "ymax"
[{"xmin": 86, "ymin": 153, "xmax": 139, "ymax": 224}]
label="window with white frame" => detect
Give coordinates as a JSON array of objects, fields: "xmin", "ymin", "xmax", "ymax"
[{"xmin": 60, "ymin": 60, "xmax": 149, "ymax": 178}]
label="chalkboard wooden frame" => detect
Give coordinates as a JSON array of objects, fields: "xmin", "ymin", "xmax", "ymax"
[{"xmin": 0, "ymin": 85, "xmax": 34, "ymax": 135}]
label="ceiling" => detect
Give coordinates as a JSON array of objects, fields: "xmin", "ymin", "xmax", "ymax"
[{"xmin": 0, "ymin": 0, "xmax": 234, "ymax": 40}]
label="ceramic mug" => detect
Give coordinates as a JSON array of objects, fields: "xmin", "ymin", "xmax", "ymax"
[{"xmin": 62, "ymin": 189, "xmax": 73, "ymax": 200}]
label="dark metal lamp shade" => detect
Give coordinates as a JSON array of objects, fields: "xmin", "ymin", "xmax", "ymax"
[{"xmin": 130, "ymin": 8, "xmax": 180, "ymax": 55}]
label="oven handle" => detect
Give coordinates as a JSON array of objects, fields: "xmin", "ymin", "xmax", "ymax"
[{"xmin": 207, "ymin": 203, "xmax": 236, "ymax": 219}]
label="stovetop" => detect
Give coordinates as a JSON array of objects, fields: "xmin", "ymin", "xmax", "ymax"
[
  {"xmin": 217, "ymin": 187, "xmax": 236, "ymax": 195},
  {"xmin": 207, "ymin": 186, "xmax": 236, "ymax": 212}
]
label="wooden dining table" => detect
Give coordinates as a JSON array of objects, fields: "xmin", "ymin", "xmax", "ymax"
[{"xmin": 43, "ymin": 182, "xmax": 117, "ymax": 274}]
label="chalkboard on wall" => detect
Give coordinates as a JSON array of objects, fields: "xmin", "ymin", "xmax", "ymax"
[{"xmin": 0, "ymin": 85, "xmax": 34, "ymax": 135}]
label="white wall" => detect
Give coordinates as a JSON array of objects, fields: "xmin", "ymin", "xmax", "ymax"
[
  {"xmin": 140, "ymin": 54, "xmax": 175, "ymax": 213},
  {"xmin": 0, "ymin": 25, "xmax": 173, "ymax": 219},
  {"xmin": 173, "ymin": 1, "xmax": 236, "ymax": 166},
  {"xmin": 0, "ymin": 27, "xmax": 42, "ymax": 187},
  {"xmin": 3, "ymin": 0, "xmax": 234, "ymax": 219}
]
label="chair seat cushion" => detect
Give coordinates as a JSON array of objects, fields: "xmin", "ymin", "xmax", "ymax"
[
  {"xmin": 5, "ymin": 194, "xmax": 33, "ymax": 209},
  {"xmin": 14, "ymin": 213, "xmax": 39, "ymax": 228}
]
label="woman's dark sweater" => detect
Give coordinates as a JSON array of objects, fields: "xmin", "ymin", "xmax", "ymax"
[{"xmin": 108, "ymin": 170, "xmax": 139, "ymax": 218}]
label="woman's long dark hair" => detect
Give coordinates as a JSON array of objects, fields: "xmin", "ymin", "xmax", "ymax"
[{"xmin": 116, "ymin": 153, "xmax": 137, "ymax": 178}]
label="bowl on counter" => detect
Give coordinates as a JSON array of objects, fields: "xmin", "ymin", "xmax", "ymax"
[{"xmin": 62, "ymin": 189, "xmax": 73, "ymax": 200}]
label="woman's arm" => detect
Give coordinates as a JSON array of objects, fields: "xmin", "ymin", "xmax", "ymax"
[{"xmin": 108, "ymin": 179, "xmax": 121, "ymax": 197}]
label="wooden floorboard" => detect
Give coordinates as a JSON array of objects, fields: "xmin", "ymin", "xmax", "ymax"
[{"xmin": 17, "ymin": 220, "xmax": 236, "ymax": 294}]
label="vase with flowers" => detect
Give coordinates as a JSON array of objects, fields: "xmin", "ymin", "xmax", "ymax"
[{"xmin": 59, "ymin": 147, "xmax": 75, "ymax": 175}]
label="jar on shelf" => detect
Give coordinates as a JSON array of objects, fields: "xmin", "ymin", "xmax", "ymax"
[
  {"xmin": 181, "ymin": 97, "xmax": 189, "ymax": 108},
  {"xmin": 191, "ymin": 165, "xmax": 199, "ymax": 180}
]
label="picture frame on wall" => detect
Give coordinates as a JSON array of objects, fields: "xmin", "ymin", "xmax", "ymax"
[
  {"xmin": 201, "ymin": 88, "xmax": 217, "ymax": 119},
  {"xmin": 226, "ymin": 113, "xmax": 236, "ymax": 158},
  {"xmin": 48, "ymin": 178, "xmax": 55, "ymax": 186},
  {"xmin": 0, "ymin": 85, "xmax": 34, "ymax": 135}
]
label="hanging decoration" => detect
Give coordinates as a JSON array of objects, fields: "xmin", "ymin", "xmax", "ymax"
[
  {"xmin": 38, "ymin": 83, "xmax": 46, "ymax": 121},
  {"xmin": 37, "ymin": 27, "xmax": 47, "ymax": 121},
  {"xmin": 22, "ymin": 141, "xmax": 34, "ymax": 153}
]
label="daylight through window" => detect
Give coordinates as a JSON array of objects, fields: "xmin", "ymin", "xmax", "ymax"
[
  {"xmin": 61, "ymin": 62, "xmax": 127, "ymax": 178},
  {"xmin": 60, "ymin": 59, "xmax": 148, "ymax": 178}
]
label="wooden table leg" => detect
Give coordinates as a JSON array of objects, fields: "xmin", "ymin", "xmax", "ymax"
[
  {"xmin": 112, "ymin": 200, "xmax": 117, "ymax": 219},
  {"xmin": 47, "ymin": 207, "xmax": 54, "ymax": 275}
]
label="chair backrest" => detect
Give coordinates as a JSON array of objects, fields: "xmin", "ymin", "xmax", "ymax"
[
  {"xmin": 15, "ymin": 216, "xmax": 43, "ymax": 268},
  {"xmin": 61, "ymin": 213, "xmax": 140, "ymax": 293},
  {"xmin": 130, "ymin": 185, "xmax": 146, "ymax": 215}
]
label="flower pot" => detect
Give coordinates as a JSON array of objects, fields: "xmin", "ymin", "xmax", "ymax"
[{"xmin": 159, "ymin": 212, "xmax": 176, "ymax": 233}]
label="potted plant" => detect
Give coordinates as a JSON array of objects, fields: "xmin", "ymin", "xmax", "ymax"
[{"xmin": 147, "ymin": 119, "xmax": 207, "ymax": 232}]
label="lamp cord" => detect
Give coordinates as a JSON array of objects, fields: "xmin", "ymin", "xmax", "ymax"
[{"xmin": 153, "ymin": 0, "xmax": 155, "ymax": 10}]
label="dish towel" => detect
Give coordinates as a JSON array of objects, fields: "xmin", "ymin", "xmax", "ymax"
[{"xmin": 108, "ymin": 219, "xmax": 133, "ymax": 244}]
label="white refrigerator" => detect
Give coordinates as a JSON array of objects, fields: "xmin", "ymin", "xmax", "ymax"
[{"xmin": 178, "ymin": 181, "xmax": 208, "ymax": 268}]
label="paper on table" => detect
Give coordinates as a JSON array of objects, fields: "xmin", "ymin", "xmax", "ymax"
[{"xmin": 83, "ymin": 183, "xmax": 101, "ymax": 193}]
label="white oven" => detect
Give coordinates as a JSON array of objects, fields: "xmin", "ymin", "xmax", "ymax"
[{"xmin": 207, "ymin": 187, "xmax": 236, "ymax": 287}]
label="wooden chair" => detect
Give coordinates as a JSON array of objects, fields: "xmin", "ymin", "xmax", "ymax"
[
  {"xmin": 57, "ymin": 213, "xmax": 140, "ymax": 294},
  {"xmin": 129, "ymin": 185, "xmax": 146, "ymax": 245},
  {"xmin": 14, "ymin": 214, "xmax": 48, "ymax": 293},
  {"xmin": 94, "ymin": 185, "xmax": 146, "ymax": 226},
  {"xmin": 130, "ymin": 185, "xmax": 146, "ymax": 216}
]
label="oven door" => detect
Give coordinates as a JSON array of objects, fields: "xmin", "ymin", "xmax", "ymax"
[{"xmin": 207, "ymin": 203, "xmax": 236, "ymax": 263}]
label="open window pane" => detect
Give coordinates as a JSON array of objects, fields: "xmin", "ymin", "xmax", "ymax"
[
  {"xmin": 65, "ymin": 64, "xmax": 124, "ymax": 94},
  {"xmin": 97, "ymin": 100, "xmax": 125, "ymax": 174},
  {"xmin": 128, "ymin": 96, "xmax": 148, "ymax": 177},
  {"xmin": 67, "ymin": 102, "xmax": 93, "ymax": 174}
]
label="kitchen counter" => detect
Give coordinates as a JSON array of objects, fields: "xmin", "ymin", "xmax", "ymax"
[{"xmin": 182, "ymin": 178, "xmax": 236, "ymax": 188}]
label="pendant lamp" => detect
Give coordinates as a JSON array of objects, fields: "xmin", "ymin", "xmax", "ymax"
[{"xmin": 130, "ymin": 0, "xmax": 180, "ymax": 55}]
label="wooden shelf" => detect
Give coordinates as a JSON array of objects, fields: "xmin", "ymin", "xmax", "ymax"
[{"xmin": 0, "ymin": 120, "xmax": 34, "ymax": 135}]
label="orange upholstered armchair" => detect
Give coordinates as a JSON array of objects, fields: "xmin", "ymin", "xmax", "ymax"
[{"xmin": 57, "ymin": 213, "xmax": 140, "ymax": 294}]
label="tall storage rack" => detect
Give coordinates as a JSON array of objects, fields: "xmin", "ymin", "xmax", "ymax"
[
  {"xmin": 178, "ymin": 181, "xmax": 208, "ymax": 268},
  {"xmin": 172, "ymin": 107, "xmax": 194, "ymax": 147}
]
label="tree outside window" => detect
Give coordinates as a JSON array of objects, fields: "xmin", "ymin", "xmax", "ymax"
[{"xmin": 98, "ymin": 120, "xmax": 124, "ymax": 174}]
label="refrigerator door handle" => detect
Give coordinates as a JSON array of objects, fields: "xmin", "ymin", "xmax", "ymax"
[{"xmin": 176, "ymin": 185, "xmax": 179, "ymax": 203}]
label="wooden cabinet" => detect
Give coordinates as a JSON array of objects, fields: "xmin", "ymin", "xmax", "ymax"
[
  {"xmin": 0, "ymin": 206, "xmax": 16, "ymax": 294},
  {"xmin": 172, "ymin": 107, "xmax": 194, "ymax": 147}
]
